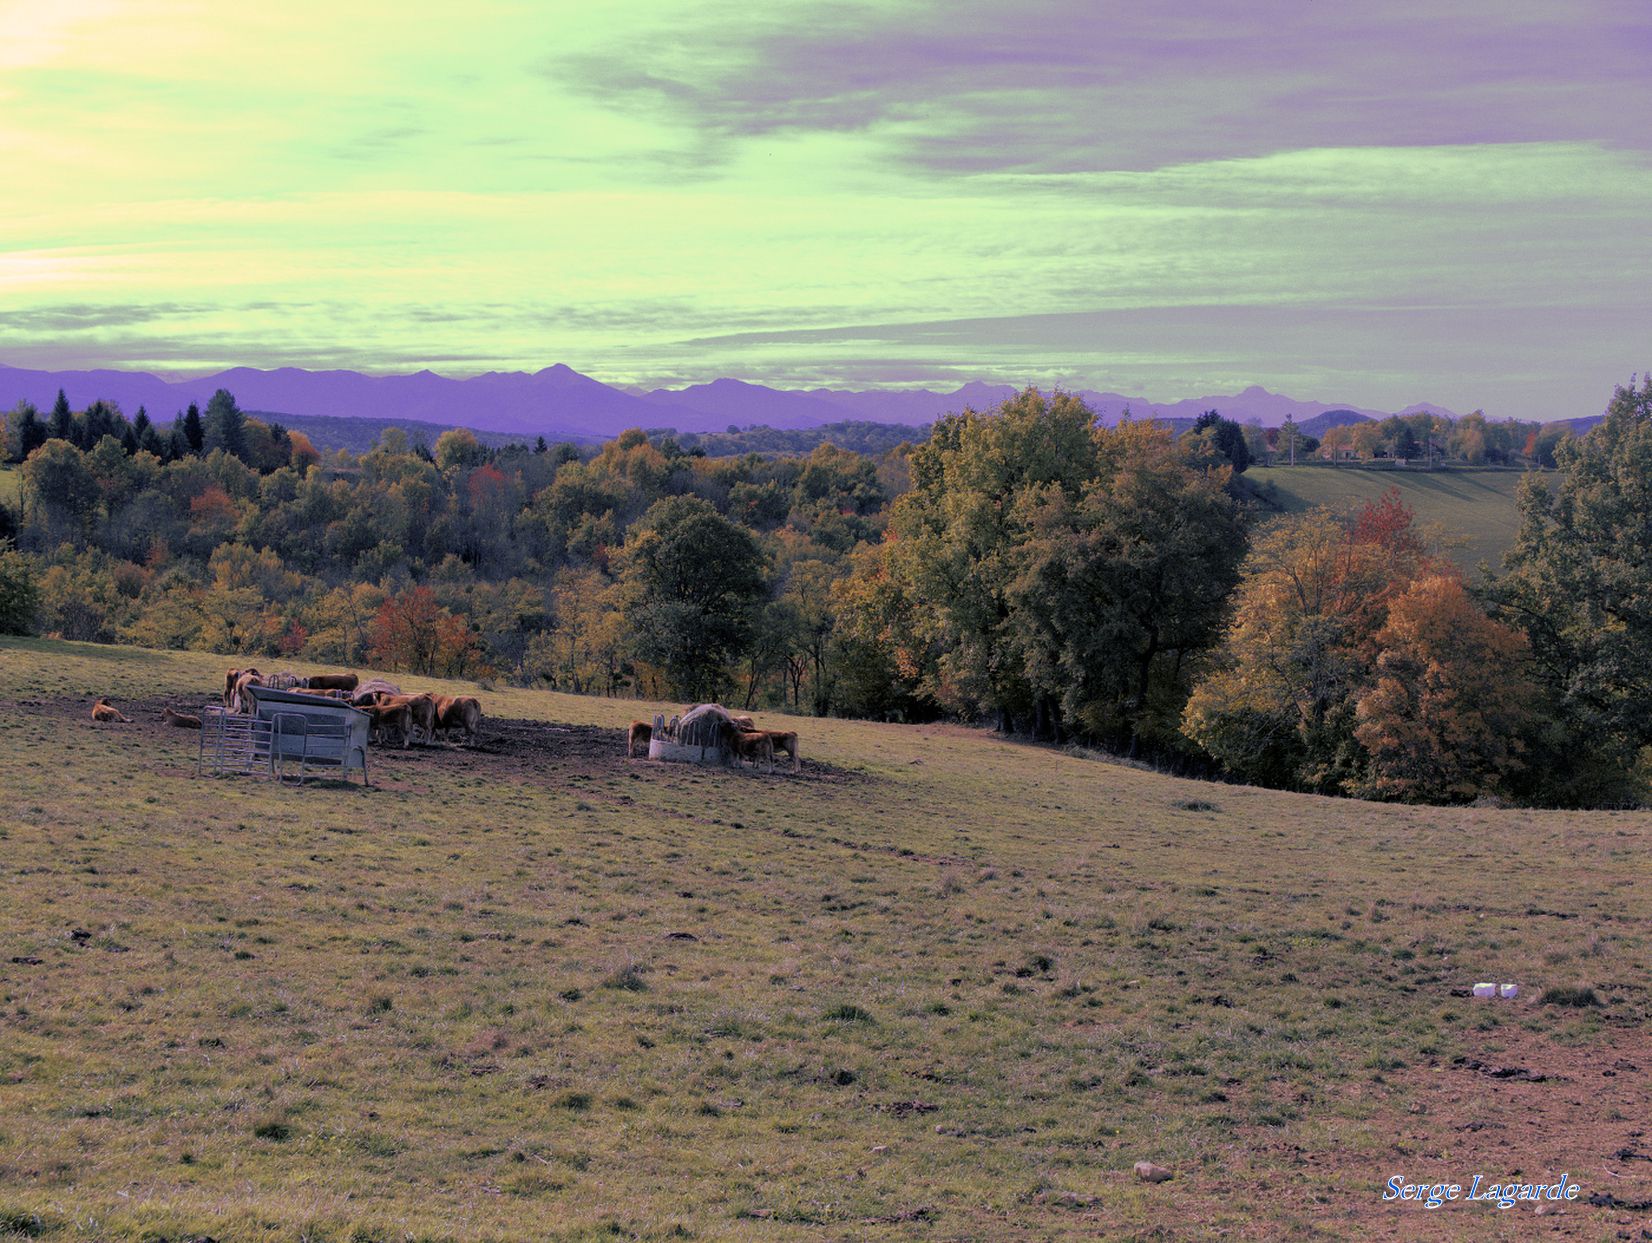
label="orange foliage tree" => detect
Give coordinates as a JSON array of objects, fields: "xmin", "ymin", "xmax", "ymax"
[
  {"xmin": 1183, "ymin": 488, "xmax": 1534, "ymax": 800},
  {"xmin": 368, "ymin": 585, "xmax": 482, "ymax": 676},
  {"xmin": 1352, "ymin": 575, "xmax": 1535, "ymax": 802}
]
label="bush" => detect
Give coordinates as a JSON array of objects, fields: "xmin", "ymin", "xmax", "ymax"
[{"xmin": 1539, "ymin": 985, "xmax": 1602, "ymax": 1008}]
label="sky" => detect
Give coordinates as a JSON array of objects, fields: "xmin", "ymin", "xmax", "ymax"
[{"xmin": 1, "ymin": 0, "xmax": 1649, "ymax": 419}]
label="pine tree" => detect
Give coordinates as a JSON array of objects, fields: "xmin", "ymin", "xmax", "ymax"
[
  {"xmin": 181, "ymin": 403, "xmax": 204, "ymax": 454},
  {"xmin": 48, "ymin": 389, "xmax": 73, "ymax": 442},
  {"xmin": 202, "ymin": 389, "xmax": 246, "ymax": 459}
]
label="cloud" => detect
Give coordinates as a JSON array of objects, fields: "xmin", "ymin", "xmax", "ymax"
[{"xmin": 547, "ymin": 0, "xmax": 1652, "ymax": 174}]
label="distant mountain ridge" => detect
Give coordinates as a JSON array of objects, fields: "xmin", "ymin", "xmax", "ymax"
[{"xmin": 0, "ymin": 361, "xmax": 1498, "ymax": 441}]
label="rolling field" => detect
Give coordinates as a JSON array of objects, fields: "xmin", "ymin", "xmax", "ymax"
[
  {"xmin": 1243, "ymin": 467, "xmax": 1532, "ymax": 573},
  {"xmin": 0, "ymin": 467, "xmax": 18, "ymax": 511},
  {"xmin": 2, "ymin": 637, "xmax": 1649, "ymax": 1240}
]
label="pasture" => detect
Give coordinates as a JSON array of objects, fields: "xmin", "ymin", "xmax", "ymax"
[
  {"xmin": 1243, "ymin": 466, "xmax": 1531, "ymax": 573},
  {"xmin": 1, "ymin": 637, "xmax": 1648, "ymax": 1241},
  {"xmin": 0, "ymin": 466, "xmax": 18, "ymax": 511}
]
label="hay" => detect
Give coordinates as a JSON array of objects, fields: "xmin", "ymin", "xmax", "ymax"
[{"xmin": 676, "ymin": 703, "xmax": 736, "ymax": 751}]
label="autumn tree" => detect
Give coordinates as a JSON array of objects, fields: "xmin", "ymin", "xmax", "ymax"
[
  {"xmin": 1352, "ymin": 574, "xmax": 1536, "ymax": 802},
  {"xmin": 1182, "ymin": 490, "xmax": 1441, "ymax": 792},
  {"xmin": 368, "ymin": 585, "xmax": 481, "ymax": 676}
]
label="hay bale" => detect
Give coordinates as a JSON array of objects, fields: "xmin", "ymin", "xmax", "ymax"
[{"xmin": 677, "ymin": 703, "xmax": 736, "ymax": 751}]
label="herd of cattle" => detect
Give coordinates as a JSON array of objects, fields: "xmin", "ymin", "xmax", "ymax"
[
  {"xmin": 221, "ymin": 667, "xmax": 483, "ymax": 747},
  {"xmin": 628, "ymin": 707, "xmax": 802, "ymax": 772},
  {"xmin": 89, "ymin": 671, "xmax": 801, "ymax": 774}
]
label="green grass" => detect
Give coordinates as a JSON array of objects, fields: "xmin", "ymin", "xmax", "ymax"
[
  {"xmin": 1243, "ymin": 465, "xmax": 1534, "ymax": 573},
  {"xmin": 0, "ymin": 637, "xmax": 1647, "ymax": 1240},
  {"xmin": 0, "ymin": 466, "xmax": 18, "ymax": 511}
]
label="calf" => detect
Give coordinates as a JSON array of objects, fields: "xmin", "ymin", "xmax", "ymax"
[
  {"xmin": 223, "ymin": 666, "xmax": 260, "ymax": 708},
  {"xmin": 628, "ymin": 721, "xmax": 652, "ymax": 757},
  {"xmin": 161, "ymin": 706, "xmax": 202, "ymax": 729},
  {"xmin": 743, "ymin": 728, "xmax": 800, "ymax": 772},
  {"xmin": 727, "ymin": 728, "xmax": 776, "ymax": 771},
  {"xmin": 230, "ymin": 671, "xmax": 265, "ymax": 714},
  {"xmin": 368, "ymin": 702, "xmax": 414, "ymax": 748},
  {"xmin": 434, "ymin": 695, "xmax": 482, "ymax": 744},
  {"xmin": 379, "ymin": 692, "xmax": 438, "ymax": 744},
  {"xmin": 91, "ymin": 697, "xmax": 131, "ymax": 723}
]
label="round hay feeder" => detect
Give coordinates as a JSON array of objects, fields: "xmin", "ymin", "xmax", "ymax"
[{"xmin": 647, "ymin": 704, "xmax": 733, "ymax": 766}]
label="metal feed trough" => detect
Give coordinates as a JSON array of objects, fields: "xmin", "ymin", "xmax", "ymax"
[
  {"xmin": 198, "ymin": 685, "xmax": 371, "ymax": 785},
  {"xmin": 647, "ymin": 703, "xmax": 734, "ymax": 765}
]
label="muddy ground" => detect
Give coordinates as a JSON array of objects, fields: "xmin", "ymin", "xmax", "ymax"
[{"xmin": 14, "ymin": 692, "xmax": 865, "ymax": 788}]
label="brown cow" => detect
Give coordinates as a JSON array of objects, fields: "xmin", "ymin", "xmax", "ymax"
[
  {"xmin": 222, "ymin": 666, "xmax": 260, "ymax": 708},
  {"xmin": 230, "ymin": 671, "xmax": 265, "ymax": 714},
  {"xmin": 368, "ymin": 701, "xmax": 414, "ymax": 748},
  {"xmin": 304, "ymin": 673, "xmax": 359, "ymax": 693},
  {"xmin": 628, "ymin": 721, "xmax": 652, "ymax": 757},
  {"xmin": 742, "ymin": 728, "xmax": 800, "ymax": 772},
  {"xmin": 432, "ymin": 695, "xmax": 482, "ymax": 744},
  {"xmin": 91, "ymin": 697, "xmax": 131, "ymax": 723},
  {"xmin": 729, "ymin": 714, "xmax": 756, "ymax": 732},
  {"xmin": 727, "ymin": 728, "xmax": 775, "ymax": 770},
  {"xmin": 378, "ymin": 693, "xmax": 438, "ymax": 744},
  {"xmin": 161, "ymin": 706, "xmax": 202, "ymax": 729}
]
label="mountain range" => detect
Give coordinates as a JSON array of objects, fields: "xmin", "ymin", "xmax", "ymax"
[{"xmin": 0, "ymin": 361, "xmax": 1472, "ymax": 441}]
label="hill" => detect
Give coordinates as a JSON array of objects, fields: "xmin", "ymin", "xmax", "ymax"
[
  {"xmin": 1242, "ymin": 465, "xmax": 1532, "ymax": 572},
  {"xmin": 1, "ymin": 637, "xmax": 1647, "ymax": 1240},
  {"xmin": 3, "ymin": 362, "xmax": 1491, "ymax": 443}
]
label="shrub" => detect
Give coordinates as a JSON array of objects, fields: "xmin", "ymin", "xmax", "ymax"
[{"xmin": 1539, "ymin": 985, "xmax": 1602, "ymax": 1008}]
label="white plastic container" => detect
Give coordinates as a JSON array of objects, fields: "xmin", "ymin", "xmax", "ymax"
[
  {"xmin": 1499, "ymin": 983, "xmax": 1519, "ymax": 999},
  {"xmin": 1472, "ymin": 982, "xmax": 1497, "ymax": 998}
]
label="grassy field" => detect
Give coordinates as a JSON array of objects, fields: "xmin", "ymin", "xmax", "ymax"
[
  {"xmin": 1, "ymin": 638, "xmax": 1648, "ymax": 1241},
  {"xmin": 0, "ymin": 466, "xmax": 18, "ymax": 511},
  {"xmin": 1243, "ymin": 466, "xmax": 1532, "ymax": 573}
]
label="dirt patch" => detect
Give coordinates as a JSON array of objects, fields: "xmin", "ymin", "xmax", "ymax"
[
  {"xmin": 1362, "ymin": 1021, "xmax": 1652, "ymax": 1238},
  {"xmin": 11, "ymin": 696, "xmax": 862, "ymax": 786}
]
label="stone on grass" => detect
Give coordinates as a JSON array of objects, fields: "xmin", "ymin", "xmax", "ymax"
[{"xmin": 1134, "ymin": 1161, "xmax": 1173, "ymax": 1184}]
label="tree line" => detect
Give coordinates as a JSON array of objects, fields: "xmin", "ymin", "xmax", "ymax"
[{"xmin": 2, "ymin": 378, "xmax": 1650, "ymax": 807}]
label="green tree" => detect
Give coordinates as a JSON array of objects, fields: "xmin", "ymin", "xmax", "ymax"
[
  {"xmin": 1190, "ymin": 410, "xmax": 1251, "ymax": 473},
  {"xmin": 180, "ymin": 402, "xmax": 205, "ymax": 455},
  {"xmin": 0, "ymin": 541, "xmax": 39, "ymax": 634},
  {"xmin": 876, "ymin": 389, "xmax": 1244, "ymax": 746},
  {"xmin": 1493, "ymin": 376, "xmax": 1652, "ymax": 801},
  {"xmin": 20, "ymin": 439, "xmax": 100, "ymax": 544},
  {"xmin": 434, "ymin": 427, "xmax": 487, "ymax": 471},
  {"xmin": 202, "ymin": 389, "xmax": 247, "ymax": 460},
  {"xmin": 1002, "ymin": 420, "xmax": 1248, "ymax": 747},
  {"xmin": 47, "ymin": 389, "xmax": 73, "ymax": 443},
  {"xmin": 885, "ymin": 388, "xmax": 1103, "ymax": 732},
  {"xmin": 6, "ymin": 401, "xmax": 45, "ymax": 463},
  {"xmin": 619, "ymin": 495, "xmax": 768, "ymax": 701}
]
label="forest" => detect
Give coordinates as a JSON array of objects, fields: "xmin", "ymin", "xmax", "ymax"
[{"xmin": 2, "ymin": 378, "xmax": 1649, "ymax": 808}]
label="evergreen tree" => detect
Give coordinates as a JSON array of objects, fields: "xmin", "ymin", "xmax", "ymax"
[
  {"xmin": 9, "ymin": 402, "xmax": 45, "ymax": 462},
  {"xmin": 181, "ymin": 403, "xmax": 204, "ymax": 454},
  {"xmin": 48, "ymin": 389, "xmax": 73, "ymax": 442},
  {"xmin": 203, "ymin": 389, "xmax": 246, "ymax": 459}
]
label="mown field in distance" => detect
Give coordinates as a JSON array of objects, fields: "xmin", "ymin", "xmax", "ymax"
[
  {"xmin": 0, "ymin": 466, "xmax": 18, "ymax": 509},
  {"xmin": 1243, "ymin": 466, "xmax": 1531, "ymax": 573},
  {"xmin": 1, "ymin": 637, "xmax": 1648, "ymax": 1241}
]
